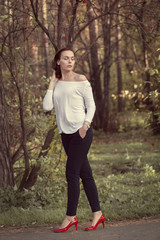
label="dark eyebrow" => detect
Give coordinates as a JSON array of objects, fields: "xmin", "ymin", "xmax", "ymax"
[{"xmin": 63, "ymin": 56, "xmax": 74, "ymax": 58}]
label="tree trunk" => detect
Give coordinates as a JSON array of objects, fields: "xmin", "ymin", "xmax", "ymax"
[
  {"xmin": 23, "ymin": 125, "xmax": 56, "ymax": 189},
  {"xmin": 0, "ymin": 63, "xmax": 14, "ymax": 187},
  {"xmin": 137, "ymin": 0, "xmax": 159, "ymax": 134},
  {"xmin": 57, "ymin": 0, "xmax": 64, "ymax": 49},
  {"xmin": 102, "ymin": 4, "xmax": 112, "ymax": 131},
  {"xmin": 31, "ymin": 32, "xmax": 39, "ymax": 79},
  {"xmin": 68, "ymin": 0, "xmax": 79, "ymax": 48},
  {"xmin": 87, "ymin": 2, "xmax": 103, "ymax": 129},
  {"xmin": 42, "ymin": 0, "xmax": 50, "ymax": 78},
  {"xmin": 116, "ymin": 3, "xmax": 123, "ymax": 112}
]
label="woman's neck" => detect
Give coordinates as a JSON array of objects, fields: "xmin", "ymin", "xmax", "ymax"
[{"xmin": 61, "ymin": 70, "xmax": 74, "ymax": 81}]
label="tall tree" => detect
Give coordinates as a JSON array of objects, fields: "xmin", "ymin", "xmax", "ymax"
[
  {"xmin": 101, "ymin": 0, "xmax": 113, "ymax": 131},
  {"xmin": 0, "ymin": 63, "xmax": 14, "ymax": 187},
  {"xmin": 57, "ymin": 0, "xmax": 64, "ymax": 49},
  {"xmin": 87, "ymin": 1, "xmax": 103, "ymax": 129},
  {"xmin": 42, "ymin": 0, "xmax": 50, "ymax": 77},
  {"xmin": 116, "ymin": 2, "xmax": 123, "ymax": 112},
  {"xmin": 128, "ymin": 0, "xmax": 160, "ymax": 133}
]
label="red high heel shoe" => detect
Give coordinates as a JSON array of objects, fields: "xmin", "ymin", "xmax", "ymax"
[
  {"xmin": 85, "ymin": 214, "xmax": 105, "ymax": 231},
  {"xmin": 54, "ymin": 216, "xmax": 78, "ymax": 233}
]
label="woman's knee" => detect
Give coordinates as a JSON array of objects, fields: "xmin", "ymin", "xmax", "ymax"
[
  {"xmin": 80, "ymin": 170, "xmax": 93, "ymax": 182},
  {"xmin": 66, "ymin": 171, "xmax": 80, "ymax": 184}
]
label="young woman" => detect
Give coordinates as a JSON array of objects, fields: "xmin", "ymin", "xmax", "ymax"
[{"xmin": 43, "ymin": 48, "xmax": 105, "ymax": 232}]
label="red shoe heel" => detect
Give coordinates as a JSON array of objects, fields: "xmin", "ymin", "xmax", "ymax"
[
  {"xmin": 54, "ymin": 216, "xmax": 78, "ymax": 233},
  {"xmin": 75, "ymin": 222, "xmax": 78, "ymax": 230},
  {"xmin": 85, "ymin": 214, "xmax": 105, "ymax": 231},
  {"xmin": 102, "ymin": 218, "xmax": 105, "ymax": 228}
]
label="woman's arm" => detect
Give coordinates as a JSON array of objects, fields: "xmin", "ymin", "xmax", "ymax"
[
  {"xmin": 48, "ymin": 71, "xmax": 57, "ymax": 90},
  {"xmin": 43, "ymin": 71, "xmax": 57, "ymax": 111},
  {"xmin": 79, "ymin": 78, "xmax": 96, "ymax": 138},
  {"xmin": 83, "ymin": 81, "xmax": 96, "ymax": 123}
]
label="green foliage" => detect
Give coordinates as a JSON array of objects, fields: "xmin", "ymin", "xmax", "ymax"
[
  {"xmin": 13, "ymin": 111, "xmax": 58, "ymax": 186},
  {"xmin": 0, "ymin": 187, "xmax": 40, "ymax": 212},
  {"xmin": 118, "ymin": 111, "xmax": 147, "ymax": 133},
  {"xmin": 108, "ymin": 111, "xmax": 147, "ymax": 133},
  {"xmin": 89, "ymin": 130, "xmax": 160, "ymax": 220},
  {"xmin": 142, "ymin": 51, "xmax": 160, "ymax": 134},
  {"xmin": 0, "ymin": 129, "xmax": 160, "ymax": 226},
  {"xmin": 0, "ymin": 207, "xmax": 66, "ymax": 226},
  {"xmin": 0, "ymin": 160, "xmax": 67, "ymax": 213},
  {"xmin": 98, "ymin": 169, "xmax": 160, "ymax": 220}
]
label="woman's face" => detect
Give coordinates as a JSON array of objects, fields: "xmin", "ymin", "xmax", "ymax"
[{"xmin": 57, "ymin": 50, "xmax": 75, "ymax": 72}]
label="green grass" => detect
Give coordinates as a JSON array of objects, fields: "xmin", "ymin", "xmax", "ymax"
[
  {"xmin": 88, "ymin": 129, "xmax": 160, "ymax": 220},
  {"xmin": 0, "ymin": 129, "xmax": 160, "ymax": 226},
  {"xmin": 89, "ymin": 129, "xmax": 160, "ymax": 176}
]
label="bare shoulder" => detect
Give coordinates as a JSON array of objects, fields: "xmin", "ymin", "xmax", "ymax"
[{"xmin": 74, "ymin": 73, "xmax": 88, "ymax": 82}]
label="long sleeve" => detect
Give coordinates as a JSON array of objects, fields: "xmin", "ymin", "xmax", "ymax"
[
  {"xmin": 83, "ymin": 82, "xmax": 96, "ymax": 123},
  {"xmin": 43, "ymin": 89, "xmax": 54, "ymax": 111},
  {"xmin": 45, "ymin": 80, "xmax": 96, "ymax": 134}
]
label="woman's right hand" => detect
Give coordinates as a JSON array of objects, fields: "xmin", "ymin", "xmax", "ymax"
[
  {"xmin": 48, "ymin": 71, "xmax": 57, "ymax": 90},
  {"xmin": 51, "ymin": 71, "xmax": 57, "ymax": 82}
]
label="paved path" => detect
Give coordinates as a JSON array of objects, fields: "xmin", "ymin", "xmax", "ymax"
[{"xmin": 0, "ymin": 216, "xmax": 160, "ymax": 240}]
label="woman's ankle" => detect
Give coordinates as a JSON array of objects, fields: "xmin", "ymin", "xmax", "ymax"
[
  {"xmin": 93, "ymin": 211, "xmax": 102, "ymax": 217},
  {"xmin": 66, "ymin": 215, "xmax": 76, "ymax": 221}
]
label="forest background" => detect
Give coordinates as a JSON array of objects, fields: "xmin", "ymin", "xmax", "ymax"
[{"xmin": 0, "ymin": 0, "xmax": 160, "ymax": 226}]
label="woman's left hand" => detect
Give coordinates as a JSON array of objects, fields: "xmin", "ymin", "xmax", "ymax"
[{"xmin": 79, "ymin": 126, "xmax": 88, "ymax": 139}]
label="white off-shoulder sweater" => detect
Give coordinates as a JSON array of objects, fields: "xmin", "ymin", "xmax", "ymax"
[{"xmin": 43, "ymin": 80, "xmax": 96, "ymax": 134}]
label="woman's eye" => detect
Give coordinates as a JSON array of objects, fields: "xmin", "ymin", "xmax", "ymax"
[{"xmin": 63, "ymin": 57, "xmax": 74, "ymax": 60}]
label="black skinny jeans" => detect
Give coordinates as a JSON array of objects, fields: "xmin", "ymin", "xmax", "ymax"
[{"xmin": 61, "ymin": 127, "xmax": 101, "ymax": 216}]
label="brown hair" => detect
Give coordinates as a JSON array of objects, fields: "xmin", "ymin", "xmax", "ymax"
[{"xmin": 52, "ymin": 47, "xmax": 74, "ymax": 79}]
